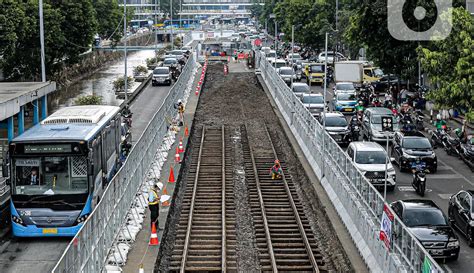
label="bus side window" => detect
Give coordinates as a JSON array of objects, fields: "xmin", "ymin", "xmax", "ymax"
[{"xmin": 92, "ymin": 137, "xmax": 102, "ymax": 180}]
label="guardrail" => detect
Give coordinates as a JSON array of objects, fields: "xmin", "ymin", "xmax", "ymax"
[
  {"xmin": 52, "ymin": 52, "xmax": 197, "ymax": 273},
  {"xmin": 255, "ymin": 51, "xmax": 443, "ymax": 273}
]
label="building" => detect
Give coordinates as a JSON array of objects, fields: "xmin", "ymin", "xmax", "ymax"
[
  {"xmin": 120, "ymin": 0, "xmax": 159, "ymax": 27},
  {"xmin": 468, "ymin": 0, "xmax": 474, "ymax": 15},
  {"xmin": 180, "ymin": 0, "xmax": 264, "ymax": 17}
]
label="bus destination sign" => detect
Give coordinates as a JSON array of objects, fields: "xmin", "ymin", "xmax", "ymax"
[{"xmin": 24, "ymin": 144, "xmax": 72, "ymax": 154}]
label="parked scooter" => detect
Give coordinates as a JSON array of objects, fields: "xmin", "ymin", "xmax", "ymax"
[
  {"xmin": 431, "ymin": 126, "xmax": 449, "ymax": 149},
  {"xmin": 411, "ymin": 160, "xmax": 428, "ymax": 197},
  {"xmin": 460, "ymin": 136, "xmax": 474, "ymax": 171}
]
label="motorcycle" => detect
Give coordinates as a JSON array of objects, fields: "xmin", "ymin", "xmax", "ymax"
[
  {"xmin": 121, "ymin": 107, "xmax": 133, "ymax": 128},
  {"xmin": 413, "ymin": 109, "xmax": 425, "ymax": 131},
  {"xmin": 444, "ymin": 133, "xmax": 462, "ymax": 157},
  {"xmin": 411, "ymin": 161, "xmax": 428, "ymax": 196},
  {"xmin": 350, "ymin": 115, "xmax": 361, "ymax": 141},
  {"xmin": 460, "ymin": 137, "xmax": 474, "ymax": 171}
]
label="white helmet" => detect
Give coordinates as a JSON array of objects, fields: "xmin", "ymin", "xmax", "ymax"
[
  {"xmin": 177, "ymin": 99, "xmax": 182, "ymax": 104},
  {"xmin": 155, "ymin": 182, "xmax": 163, "ymax": 190}
]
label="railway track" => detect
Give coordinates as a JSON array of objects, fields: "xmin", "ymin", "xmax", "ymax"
[
  {"xmin": 242, "ymin": 124, "xmax": 328, "ymax": 272},
  {"xmin": 170, "ymin": 126, "xmax": 237, "ymax": 272}
]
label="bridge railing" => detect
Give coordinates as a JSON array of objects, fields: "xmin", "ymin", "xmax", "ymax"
[
  {"xmin": 52, "ymin": 51, "xmax": 197, "ymax": 273},
  {"xmin": 256, "ymin": 51, "xmax": 443, "ymax": 273}
]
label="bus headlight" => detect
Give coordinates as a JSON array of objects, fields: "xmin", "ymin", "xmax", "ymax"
[
  {"xmin": 75, "ymin": 214, "xmax": 90, "ymax": 224},
  {"xmin": 12, "ymin": 215, "xmax": 25, "ymax": 226}
]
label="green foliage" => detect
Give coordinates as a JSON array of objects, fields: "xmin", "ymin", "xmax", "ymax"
[
  {"xmin": 418, "ymin": 8, "xmax": 474, "ymax": 118},
  {"xmin": 0, "ymin": 0, "xmax": 126, "ymax": 80},
  {"xmin": 92, "ymin": 0, "xmax": 124, "ymax": 44},
  {"xmin": 113, "ymin": 76, "xmax": 133, "ymax": 93},
  {"xmin": 133, "ymin": 65, "xmax": 148, "ymax": 74},
  {"xmin": 159, "ymin": 0, "xmax": 179, "ymax": 18},
  {"xmin": 75, "ymin": 95, "xmax": 103, "ymax": 105}
]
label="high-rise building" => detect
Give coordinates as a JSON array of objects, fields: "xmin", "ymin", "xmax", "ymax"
[{"xmin": 119, "ymin": 0, "xmax": 159, "ymax": 27}]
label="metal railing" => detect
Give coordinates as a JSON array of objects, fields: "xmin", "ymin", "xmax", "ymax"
[
  {"xmin": 52, "ymin": 53, "xmax": 197, "ymax": 273},
  {"xmin": 255, "ymin": 51, "xmax": 443, "ymax": 273}
]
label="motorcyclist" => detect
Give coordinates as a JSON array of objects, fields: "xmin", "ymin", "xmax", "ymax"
[
  {"xmin": 269, "ymin": 159, "xmax": 283, "ymax": 180},
  {"xmin": 411, "ymin": 158, "xmax": 427, "ymax": 187},
  {"xmin": 434, "ymin": 115, "xmax": 447, "ymax": 132},
  {"xmin": 355, "ymin": 100, "xmax": 365, "ymax": 112}
]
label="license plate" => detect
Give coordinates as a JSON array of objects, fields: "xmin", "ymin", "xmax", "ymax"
[
  {"xmin": 345, "ymin": 108, "xmax": 352, "ymax": 112},
  {"xmin": 429, "ymin": 249, "xmax": 442, "ymax": 255},
  {"xmin": 43, "ymin": 228, "xmax": 58, "ymax": 234}
]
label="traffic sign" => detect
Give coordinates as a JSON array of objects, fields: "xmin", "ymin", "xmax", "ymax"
[
  {"xmin": 254, "ymin": 39, "xmax": 262, "ymax": 47},
  {"xmin": 381, "ymin": 116, "xmax": 393, "ymax": 132}
]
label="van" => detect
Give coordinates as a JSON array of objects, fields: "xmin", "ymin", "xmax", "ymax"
[{"xmin": 347, "ymin": 142, "xmax": 396, "ymax": 191}]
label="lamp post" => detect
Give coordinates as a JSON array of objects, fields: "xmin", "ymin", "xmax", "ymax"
[
  {"xmin": 123, "ymin": 0, "xmax": 128, "ymax": 101},
  {"xmin": 322, "ymin": 32, "xmax": 329, "ymax": 177},
  {"xmin": 291, "ymin": 25, "xmax": 294, "ymax": 86},
  {"xmin": 39, "ymin": 0, "xmax": 46, "ymax": 82},
  {"xmin": 170, "ymin": 0, "xmax": 174, "ymax": 50},
  {"xmin": 155, "ymin": 0, "xmax": 158, "ymax": 60}
]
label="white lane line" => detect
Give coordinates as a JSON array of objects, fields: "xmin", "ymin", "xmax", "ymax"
[
  {"xmin": 438, "ymin": 193, "xmax": 453, "ymax": 200},
  {"xmin": 429, "ymin": 174, "xmax": 463, "ymax": 180},
  {"xmin": 443, "ymin": 264, "xmax": 453, "ymax": 273}
]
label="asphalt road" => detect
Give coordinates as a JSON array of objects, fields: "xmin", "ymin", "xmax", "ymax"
[
  {"xmin": 0, "ymin": 80, "xmax": 173, "ymax": 273},
  {"xmin": 300, "ymin": 78, "xmax": 474, "ymax": 273}
]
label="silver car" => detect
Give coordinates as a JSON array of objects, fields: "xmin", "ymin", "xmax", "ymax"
[
  {"xmin": 300, "ymin": 93, "xmax": 325, "ymax": 117},
  {"xmin": 291, "ymin": 82, "xmax": 310, "ymax": 99}
]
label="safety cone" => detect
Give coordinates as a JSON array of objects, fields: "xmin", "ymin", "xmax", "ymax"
[
  {"xmin": 195, "ymin": 89, "xmax": 199, "ymax": 96},
  {"xmin": 138, "ymin": 264, "xmax": 144, "ymax": 273},
  {"xmin": 178, "ymin": 138, "xmax": 184, "ymax": 153},
  {"xmin": 168, "ymin": 166, "xmax": 175, "ymax": 183},
  {"xmin": 184, "ymin": 125, "xmax": 189, "ymax": 137},
  {"xmin": 149, "ymin": 222, "xmax": 159, "ymax": 246},
  {"xmin": 175, "ymin": 147, "xmax": 181, "ymax": 163},
  {"xmin": 161, "ymin": 188, "xmax": 170, "ymax": 207}
]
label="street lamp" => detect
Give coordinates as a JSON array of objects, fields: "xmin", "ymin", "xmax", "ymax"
[
  {"xmin": 123, "ymin": 0, "xmax": 128, "ymax": 101},
  {"xmin": 269, "ymin": 13, "xmax": 277, "ymax": 69},
  {"xmin": 39, "ymin": 0, "xmax": 46, "ymax": 82}
]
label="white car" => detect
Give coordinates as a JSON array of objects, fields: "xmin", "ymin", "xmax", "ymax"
[
  {"xmin": 300, "ymin": 93, "xmax": 325, "ymax": 117},
  {"xmin": 347, "ymin": 142, "xmax": 396, "ymax": 191},
  {"xmin": 334, "ymin": 82, "xmax": 356, "ymax": 95},
  {"xmin": 277, "ymin": 67, "xmax": 296, "ymax": 84},
  {"xmin": 318, "ymin": 51, "xmax": 346, "ymax": 63},
  {"xmin": 265, "ymin": 50, "xmax": 277, "ymax": 63},
  {"xmin": 286, "ymin": 53, "xmax": 302, "ymax": 64},
  {"xmin": 291, "ymin": 82, "xmax": 310, "ymax": 99},
  {"xmin": 271, "ymin": 59, "xmax": 287, "ymax": 69}
]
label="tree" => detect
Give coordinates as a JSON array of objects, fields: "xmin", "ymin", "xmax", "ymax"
[
  {"xmin": 93, "ymin": 0, "xmax": 133, "ymax": 44},
  {"xmin": 75, "ymin": 95, "xmax": 103, "ymax": 105},
  {"xmin": 418, "ymin": 8, "xmax": 474, "ymax": 120}
]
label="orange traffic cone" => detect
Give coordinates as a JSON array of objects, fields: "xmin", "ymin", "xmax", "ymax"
[
  {"xmin": 149, "ymin": 222, "xmax": 159, "ymax": 246},
  {"xmin": 184, "ymin": 125, "xmax": 189, "ymax": 137},
  {"xmin": 175, "ymin": 147, "xmax": 181, "ymax": 163},
  {"xmin": 178, "ymin": 138, "xmax": 184, "ymax": 153},
  {"xmin": 168, "ymin": 166, "xmax": 175, "ymax": 183},
  {"xmin": 161, "ymin": 188, "xmax": 170, "ymax": 207}
]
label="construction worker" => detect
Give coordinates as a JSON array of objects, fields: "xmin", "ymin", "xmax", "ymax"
[
  {"xmin": 269, "ymin": 159, "xmax": 283, "ymax": 180},
  {"xmin": 148, "ymin": 183, "xmax": 162, "ymax": 228},
  {"xmin": 177, "ymin": 99, "xmax": 185, "ymax": 126}
]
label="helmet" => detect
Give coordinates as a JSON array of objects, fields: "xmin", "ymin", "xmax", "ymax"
[
  {"xmin": 274, "ymin": 159, "xmax": 280, "ymax": 164},
  {"xmin": 454, "ymin": 128, "xmax": 461, "ymax": 135},
  {"xmin": 178, "ymin": 99, "xmax": 182, "ymax": 104},
  {"xmin": 155, "ymin": 182, "xmax": 163, "ymax": 190},
  {"xmin": 436, "ymin": 114, "xmax": 441, "ymax": 120}
]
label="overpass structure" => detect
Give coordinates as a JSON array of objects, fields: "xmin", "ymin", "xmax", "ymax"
[{"xmin": 180, "ymin": 0, "xmax": 264, "ymax": 16}]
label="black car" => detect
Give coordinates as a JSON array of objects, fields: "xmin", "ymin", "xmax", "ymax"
[
  {"xmin": 391, "ymin": 199, "xmax": 460, "ymax": 260},
  {"xmin": 448, "ymin": 190, "xmax": 474, "ymax": 246},
  {"xmin": 391, "ymin": 131, "xmax": 437, "ymax": 173},
  {"xmin": 371, "ymin": 74, "xmax": 407, "ymax": 93},
  {"xmin": 320, "ymin": 112, "xmax": 352, "ymax": 145}
]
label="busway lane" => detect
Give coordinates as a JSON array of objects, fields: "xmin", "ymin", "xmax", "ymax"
[{"xmin": 0, "ymin": 80, "xmax": 174, "ymax": 273}]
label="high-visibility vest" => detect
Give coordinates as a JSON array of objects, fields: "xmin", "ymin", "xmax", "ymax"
[{"xmin": 149, "ymin": 189, "xmax": 159, "ymax": 205}]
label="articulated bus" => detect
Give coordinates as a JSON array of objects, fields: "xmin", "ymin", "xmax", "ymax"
[{"xmin": 6, "ymin": 106, "xmax": 124, "ymax": 237}]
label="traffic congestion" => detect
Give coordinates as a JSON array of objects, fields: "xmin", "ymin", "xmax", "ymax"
[{"xmin": 247, "ymin": 29, "xmax": 473, "ymax": 270}]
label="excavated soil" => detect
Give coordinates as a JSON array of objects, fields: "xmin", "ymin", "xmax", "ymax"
[{"xmin": 156, "ymin": 63, "xmax": 353, "ymax": 272}]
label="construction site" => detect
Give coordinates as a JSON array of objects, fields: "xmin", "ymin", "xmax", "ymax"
[{"xmin": 155, "ymin": 62, "xmax": 354, "ymax": 272}]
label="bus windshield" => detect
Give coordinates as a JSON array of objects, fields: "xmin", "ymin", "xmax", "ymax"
[{"xmin": 12, "ymin": 156, "xmax": 88, "ymax": 195}]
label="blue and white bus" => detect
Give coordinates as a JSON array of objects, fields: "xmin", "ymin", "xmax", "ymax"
[{"xmin": 6, "ymin": 106, "xmax": 124, "ymax": 237}]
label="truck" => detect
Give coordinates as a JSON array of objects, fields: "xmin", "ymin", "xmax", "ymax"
[{"xmin": 334, "ymin": 61, "xmax": 364, "ymax": 87}]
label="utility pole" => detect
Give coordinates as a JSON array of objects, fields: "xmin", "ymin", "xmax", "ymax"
[
  {"xmin": 291, "ymin": 25, "xmax": 294, "ymax": 86},
  {"xmin": 155, "ymin": 0, "xmax": 158, "ymax": 60},
  {"xmin": 123, "ymin": 0, "xmax": 128, "ymax": 101},
  {"xmin": 322, "ymin": 32, "xmax": 329, "ymax": 177},
  {"xmin": 171, "ymin": 0, "xmax": 174, "ymax": 50},
  {"xmin": 39, "ymin": 0, "xmax": 46, "ymax": 82},
  {"xmin": 179, "ymin": 0, "xmax": 182, "ymax": 29}
]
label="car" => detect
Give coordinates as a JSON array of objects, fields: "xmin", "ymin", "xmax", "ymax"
[
  {"xmin": 278, "ymin": 67, "xmax": 297, "ymax": 85},
  {"xmin": 317, "ymin": 51, "xmax": 346, "ymax": 63},
  {"xmin": 265, "ymin": 50, "xmax": 277, "ymax": 63},
  {"xmin": 291, "ymin": 82, "xmax": 310, "ymax": 99},
  {"xmin": 320, "ymin": 112, "xmax": 352, "ymax": 145},
  {"xmin": 286, "ymin": 53, "xmax": 302, "ymax": 64},
  {"xmin": 163, "ymin": 57, "xmax": 178, "ymax": 68},
  {"xmin": 371, "ymin": 74, "xmax": 407, "ymax": 93},
  {"xmin": 391, "ymin": 199, "xmax": 460, "ymax": 261},
  {"xmin": 271, "ymin": 59, "xmax": 287, "ymax": 69},
  {"xmin": 334, "ymin": 82, "xmax": 356, "ymax": 95},
  {"xmin": 448, "ymin": 190, "xmax": 474, "ymax": 246},
  {"xmin": 304, "ymin": 63, "xmax": 326, "ymax": 85},
  {"xmin": 390, "ymin": 131, "xmax": 437, "ymax": 173},
  {"xmin": 300, "ymin": 94, "xmax": 325, "ymax": 117},
  {"xmin": 362, "ymin": 108, "xmax": 399, "ymax": 142},
  {"xmin": 347, "ymin": 142, "xmax": 396, "ymax": 190},
  {"xmin": 152, "ymin": 67, "xmax": 172, "ymax": 86},
  {"xmin": 333, "ymin": 91, "xmax": 357, "ymax": 114}
]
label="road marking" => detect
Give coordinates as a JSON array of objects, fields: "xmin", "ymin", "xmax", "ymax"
[
  {"xmin": 438, "ymin": 193, "xmax": 453, "ymax": 200},
  {"xmin": 443, "ymin": 264, "xmax": 453, "ymax": 273},
  {"xmin": 437, "ymin": 165, "xmax": 453, "ymax": 171},
  {"xmin": 398, "ymin": 186, "xmax": 432, "ymax": 192},
  {"xmin": 438, "ymin": 159, "xmax": 474, "ymax": 187},
  {"xmin": 428, "ymin": 174, "xmax": 463, "ymax": 180}
]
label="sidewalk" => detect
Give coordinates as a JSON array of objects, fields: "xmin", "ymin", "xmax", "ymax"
[{"xmin": 122, "ymin": 64, "xmax": 203, "ymax": 273}]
